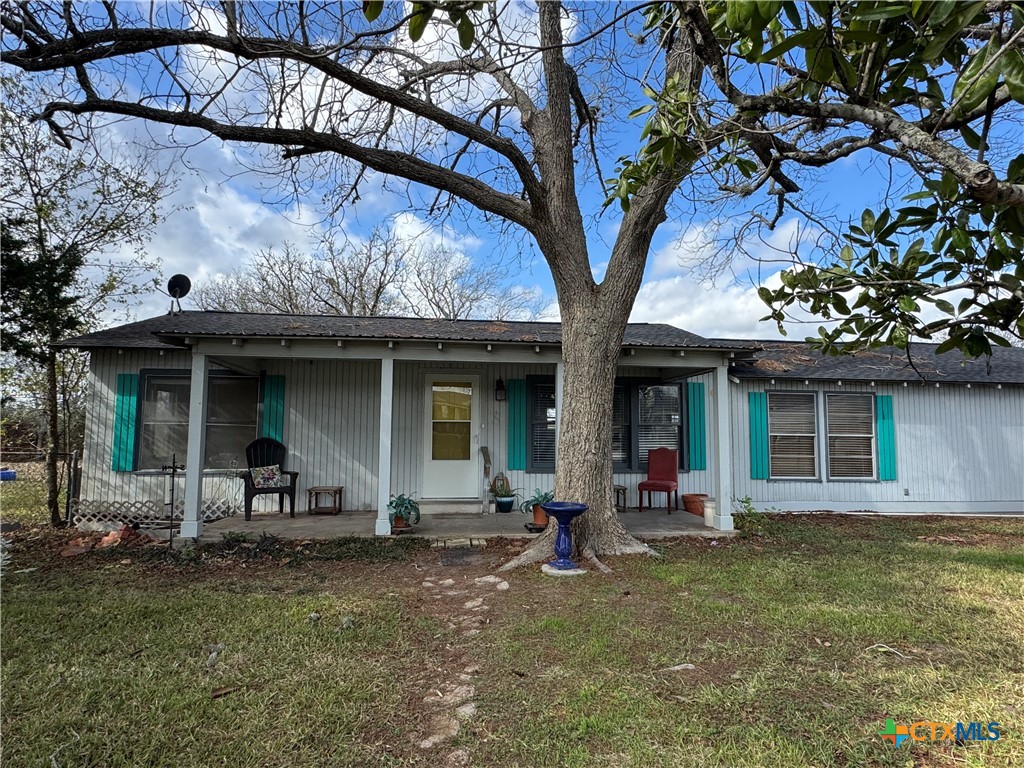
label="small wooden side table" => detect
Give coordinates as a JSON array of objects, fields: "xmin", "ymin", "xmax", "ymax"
[
  {"xmin": 613, "ymin": 485, "xmax": 627, "ymax": 512},
  {"xmin": 307, "ymin": 485, "xmax": 344, "ymax": 515}
]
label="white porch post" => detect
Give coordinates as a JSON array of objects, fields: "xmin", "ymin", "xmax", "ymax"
[
  {"xmin": 712, "ymin": 363, "xmax": 735, "ymax": 531},
  {"xmin": 554, "ymin": 360, "xmax": 564, "ymax": 445},
  {"xmin": 180, "ymin": 350, "xmax": 209, "ymax": 539},
  {"xmin": 375, "ymin": 356, "xmax": 395, "ymax": 536}
]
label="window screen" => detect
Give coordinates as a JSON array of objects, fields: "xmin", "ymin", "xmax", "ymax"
[
  {"xmin": 137, "ymin": 373, "xmax": 258, "ymax": 470},
  {"xmin": 139, "ymin": 376, "xmax": 191, "ymax": 470},
  {"xmin": 768, "ymin": 392, "xmax": 817, "ymax": 478},
  {"xmin": 826, "ymin": 393, "xmax": 875, "ymax": 478},
  {"xmin": 638, "ymin": 385, "xmax": 681, "ymax": 465},
  {"xmin": 528, "ymin": 379, "xmax": 556, "ymax": 470},
  {"xmin": 205, "ymin": 377, "xmax": 259, "ymax": 468},
  {"xmin": 611, "ymin": 384, "xmax": 630, "ymax": 466}
]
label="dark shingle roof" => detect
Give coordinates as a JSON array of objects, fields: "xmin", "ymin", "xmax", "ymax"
[
  {"xmin": 57, "ymin": 311, "xmax": 754, "ymax": 351},
  {"xmin": 56, "ymin": 313, "xmax": 1024, "ymax": 383},
  {"xmin": 54, "ymin": 315, "xmax": 184, "ymax": 350},
  {"xmin": 729, "ymin": 340, "xmax": 1024, "ymax": 385}
]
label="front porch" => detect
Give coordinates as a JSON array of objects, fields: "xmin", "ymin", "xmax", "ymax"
[
  {"xmin": 73, "ymin": 318, "xmax": 742, "ymax": 540},
  {"xmin": 202, "ymin": 508, "xmax": 725, "ymax": 543},
  {"xmin": 172, "ymin": 341, "xmax": 738, "ymax": 539}
]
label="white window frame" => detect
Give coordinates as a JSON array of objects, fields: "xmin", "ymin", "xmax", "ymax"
[
  {"xmin": 825, "ymin": 393, "xmax": 877, "ymax": 480},
  {"xmin": 767, "ymin": 391, "xmax": 819, "ymax": 480}
]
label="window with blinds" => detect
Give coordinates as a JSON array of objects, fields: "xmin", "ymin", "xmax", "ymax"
[
  {"xmin": 612, "ymin": 385, "xmax": 630, "ymax": 466},
  {"xmin": 527, "ymin": 379, "xmax": 557, "ymax": 470},
  {"xmin": 526, "ymin": 377, "xmax": 686, "ymax": 472},
  {"xmin": 826, "ymin": 393, "xmax": 875, "ymax": 478},
  {"xmin": 768, "ymin": 392, "xmax": 818, "ymax": 478},
  {"xmin": 638, "ymin": 385, "xmax": 681, "ymax": 464}
]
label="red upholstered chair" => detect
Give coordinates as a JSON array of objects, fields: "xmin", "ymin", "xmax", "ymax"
[{"xmin": 637, "ymin": 448, "xmax": 679, "ymax": 514}]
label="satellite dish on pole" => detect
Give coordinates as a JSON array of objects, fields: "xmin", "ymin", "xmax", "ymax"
[{"xmin": 166, "ymin": 274, "xmax": 192, "ymax": 314}]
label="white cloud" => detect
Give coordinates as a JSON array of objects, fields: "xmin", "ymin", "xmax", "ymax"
[
  {"xmin": 650, "ymin": 216, "xmax": 826, "ymax": 283},
  {"xmin": 95, "ymin": 135, "xmax": 322, "ymax": 319},
  {"xmin": 630, "ymin": 273, "xmax": 788, "ymax": 339},
  {"xmin": 649, "ymin": 221, "xmax": 717, "ymax": 276}
]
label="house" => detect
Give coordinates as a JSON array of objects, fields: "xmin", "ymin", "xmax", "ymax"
[
  {"xmin": 57, "ymin": 312, "xmax": 1024, "ymax": 538},
  {"xmin": 729, "ymin": 341, "xmax": 1024, "ymax": 514}
]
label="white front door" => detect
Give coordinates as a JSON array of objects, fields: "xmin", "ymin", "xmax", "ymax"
[{"xmin": 422, "ymin": 375, "xmax": 480, "ymax": 498}]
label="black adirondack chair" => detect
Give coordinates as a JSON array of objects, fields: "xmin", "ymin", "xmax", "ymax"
[{"xmin": 242, "ymin": 437, "xmax": 299, "ymax": 521}]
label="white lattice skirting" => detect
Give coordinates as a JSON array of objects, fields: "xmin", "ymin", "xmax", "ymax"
[{"xmin": 73, "ymin": 498, "xmax": 239, "ymax": 526}]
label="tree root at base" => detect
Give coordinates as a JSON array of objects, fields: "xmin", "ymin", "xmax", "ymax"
[
  {"xmin": 583, "ymin": 548, "xmax": 612, "ymax": 573},
  {"xmin": 498, "ymin": 527, "xmax": 659, "ymax": 571}
]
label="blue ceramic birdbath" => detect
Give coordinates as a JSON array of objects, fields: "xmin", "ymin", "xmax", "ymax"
[{"xmin": 540, "ymin": 501, "xmax": 588, "ymax": 570}]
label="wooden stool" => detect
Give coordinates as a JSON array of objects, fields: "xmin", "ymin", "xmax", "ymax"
[
  {"xmin": 307, "ymin": 485, "xmax": 344, "ymax": 515},
  {"xmin": 613, "ymin": 485, "xmax": 627, "ymax": 512}
]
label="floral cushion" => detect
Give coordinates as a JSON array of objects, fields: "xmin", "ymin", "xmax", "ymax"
[{"xmin": 250, "ymin": 464, "xmax": 283, "ymax": 488}]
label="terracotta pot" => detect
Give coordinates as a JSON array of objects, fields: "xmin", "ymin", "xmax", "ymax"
[
  {"xmin": 391, "ymin": 515, "xmax": 410, "ymax": 529},
  {"xmin": 682, "ymin": 493, "xmax": 708, "ymax": 517},
  {"xmin": 531, "ymin": 504, "xmax": 549, "ymax": 529}
]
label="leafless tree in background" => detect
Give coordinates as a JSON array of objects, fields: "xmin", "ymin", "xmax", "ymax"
[{"xmin": 192, "ymin": 228, "xmax": 544, "ymax": 320}]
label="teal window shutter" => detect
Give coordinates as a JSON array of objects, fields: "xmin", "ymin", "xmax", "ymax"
[
  {"xmin": 507, "ymin": 379, "xmax": 527, "ymax": 471},
  {"xmin": 112, "ymin": 373, "xmax": 139, "ymax": 471},
  {"xmin": 749, "ymin": 392, "xmax": 769, "ymax": 479},
  {"xmin": 875, "ymin": 394, "xmax": 897, "ymax": 481},
  {"xmin": 687, "ymin": 381, "xmax": 706, "ymax": 470},
  {"xmin": 261, "ymin": 375, "xmax": 286, "ymax": 441}
]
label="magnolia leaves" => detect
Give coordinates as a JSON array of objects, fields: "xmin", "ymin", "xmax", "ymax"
[
  {"xmin": 363, "ymin": 1, "xmax": 483, "ymax": 49},
  {"xmin": 764, "ymin": 173, "xmax": 1024, "ymax": 358},
  {"xmin": 702, "ymin": 0, "xmax": 1006, "ymax": 109},
  {"xmin": 952, "ymin": 41, "xmax": 1024, "ymax": 114}
]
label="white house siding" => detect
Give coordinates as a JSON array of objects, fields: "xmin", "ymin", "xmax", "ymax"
[
  {"xmin": 390, "ymin": 362, "xmax": 715, "ymax": 509},
  {"xmin": 390, "ymin": 360, "xmax": 555, "ymax": 502},
  {"xmin": 79, "ymin": 351, "xmax": 383, "ymax": 514},
  {"xmin": 79, "ymin": 348, "xmax": 246, "ymax": 516},
  {"xmin": 261, "ymin": 358, "xmax": 381, "ymax": 511},
  {"xmin": 80, "ymin": 351, "xmax": 718, "ymax": 516},
  {"xmin": 731, "ymin": 378, "xmax": 1024, "ymax": 514}
]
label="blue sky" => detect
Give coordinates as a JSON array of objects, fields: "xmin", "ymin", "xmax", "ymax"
[
  {"xmin": 123, "ymin": 121, "xmax": 902, "ymax": 341},
  {"xmin": 74, "ymin": 1, "xmax": 929, "ymax": 340}
]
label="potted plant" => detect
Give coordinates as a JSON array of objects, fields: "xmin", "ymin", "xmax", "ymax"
[
  {"xmin": 682, "ymin": 493, "xmax": 709, "ymax": 517},
  {"xmin": 520, "ymin": 488, "xmax": 554, "ymax": 529},
  {"xmin": 387, "ymin": 493, "xmax": 421, "ymax": 530},
  {"xmin": 489, "ymin": 473, "xmax": 519, "ymax": 513}
]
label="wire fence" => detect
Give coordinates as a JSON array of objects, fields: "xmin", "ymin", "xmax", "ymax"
[{"xmin": 0, "ymin": 451, "xmax": 80, "ymax": 525}]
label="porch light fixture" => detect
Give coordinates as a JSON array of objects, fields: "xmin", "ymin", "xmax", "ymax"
[{"xmin": 494, "ymin": 378, "xmax": 507, "ymax": 401}]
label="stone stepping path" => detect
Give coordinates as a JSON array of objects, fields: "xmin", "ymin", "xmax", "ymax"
[{"xmin": 414, "ymin": 573, "xmax": 511, "ymax": 757}]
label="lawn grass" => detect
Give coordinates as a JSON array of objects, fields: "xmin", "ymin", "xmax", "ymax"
[{"xmin": 2, "ymin": 515, "xmax": 1022, "ymax": 767}]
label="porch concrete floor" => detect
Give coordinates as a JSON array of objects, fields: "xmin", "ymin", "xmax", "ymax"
[{"xmin": 202, "ymin": 508, "xmax": 726, "ymax": 542}]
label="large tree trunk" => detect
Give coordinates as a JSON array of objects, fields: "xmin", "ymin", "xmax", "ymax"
[
  {"xmin": 496, "ymin": 1, "xmax": 699, "ymax": 571},
  {"xmin": 44, "ymin": 349, "xmax": 63, "ymax": 527},
  {"xmin": 557, "ymin": 292, "xmax": 657, "ymax": 557},
  {"xmin": 501, "ymin": 239, "xmax": 657, "ymax": 570}
]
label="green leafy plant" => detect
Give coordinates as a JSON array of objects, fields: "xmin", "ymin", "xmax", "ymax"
[
  {"xmin": 387, "ymin": 494, "xmax": 421, "ymax": 526},
  {"xmin": 520, "ymin": 488, "xmax": 554, "ymax": 514},
  {"xmin": 489, "ymin": 473, "xmax": 519, "ymax": 499},
  {"xmin": 732, "ymin": 496, "xmax": 777, "ymax": 537}
]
